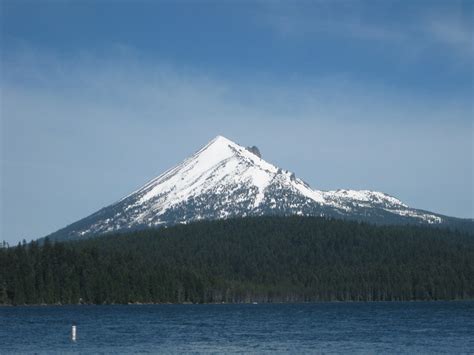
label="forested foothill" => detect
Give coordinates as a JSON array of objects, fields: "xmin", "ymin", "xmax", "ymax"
[{"xmin": 1, "ymin": 216, "xmax": 473, "ymax": 305}]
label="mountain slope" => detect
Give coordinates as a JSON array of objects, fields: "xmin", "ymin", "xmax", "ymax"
[{"xmin": 46, "ymin": 136, "xmax": 472, "ymax": 241}]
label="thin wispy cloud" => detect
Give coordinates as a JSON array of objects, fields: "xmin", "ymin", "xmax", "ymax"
[
  {"xmin": 425, "ymin": 14, "xmax": 473, "ymax": 55},
  {"xmin": 262, "ymin": 11, "xmax": 403, "ymax": 42},
  {"xmin": 259, "ymin": 1, "xmax": 473, "ymax": 59}
]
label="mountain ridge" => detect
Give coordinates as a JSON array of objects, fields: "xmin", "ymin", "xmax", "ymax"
[{"xmin": 45, "ymin": 135, "xmax": 473, "ymax": 241}]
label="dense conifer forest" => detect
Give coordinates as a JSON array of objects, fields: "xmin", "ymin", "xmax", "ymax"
[{"xmin": 1, "ymin": 216, "xmax": 473, "ymax": 305}]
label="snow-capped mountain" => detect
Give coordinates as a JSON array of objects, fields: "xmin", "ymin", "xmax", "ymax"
[{"xmin": 46, "ymin": 135, "xmax": 472, "ymax": 241}]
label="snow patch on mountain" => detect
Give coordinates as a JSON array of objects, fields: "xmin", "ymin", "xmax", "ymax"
[{"xmin": 51, "ymin": 135, "xmax": 447, "ymax": 240}]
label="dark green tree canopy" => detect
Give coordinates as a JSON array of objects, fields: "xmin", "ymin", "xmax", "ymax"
[{"xmin": 1, "ymin": 216, "xmax": 473, "ymax": 305}]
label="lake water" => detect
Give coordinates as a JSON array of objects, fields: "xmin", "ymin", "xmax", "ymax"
[{"xmin": 1, "ymin": 302, "xmax": 473, "ymax": 353}]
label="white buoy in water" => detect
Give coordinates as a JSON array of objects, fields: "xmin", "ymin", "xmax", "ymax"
[{"xmin": 71, "ymin": 323, "xmax": 77, "ymax": 341}]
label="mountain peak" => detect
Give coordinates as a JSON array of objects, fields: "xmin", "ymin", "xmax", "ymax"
[
  {"xmin": 207, "ymin": 135, "xmax": 237, "ymax": 148},
  {"xmin": 46, "ymin": 135, "xmax": 460, "ymax": 241}
]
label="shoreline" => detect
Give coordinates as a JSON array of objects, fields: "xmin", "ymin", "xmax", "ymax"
[{"xmin": 2, "ymin": 299, "xmax": 473, "ymax": 307}]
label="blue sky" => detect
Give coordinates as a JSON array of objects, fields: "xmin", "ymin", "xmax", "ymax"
[{"xmin": 1, "ymin": 0, "xmax": 473, "ymax": 244}]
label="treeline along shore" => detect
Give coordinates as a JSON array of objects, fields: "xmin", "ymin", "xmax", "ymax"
[{"xmin": 1, "ymin": 216, "xmax": 473, "ymax": 305}]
